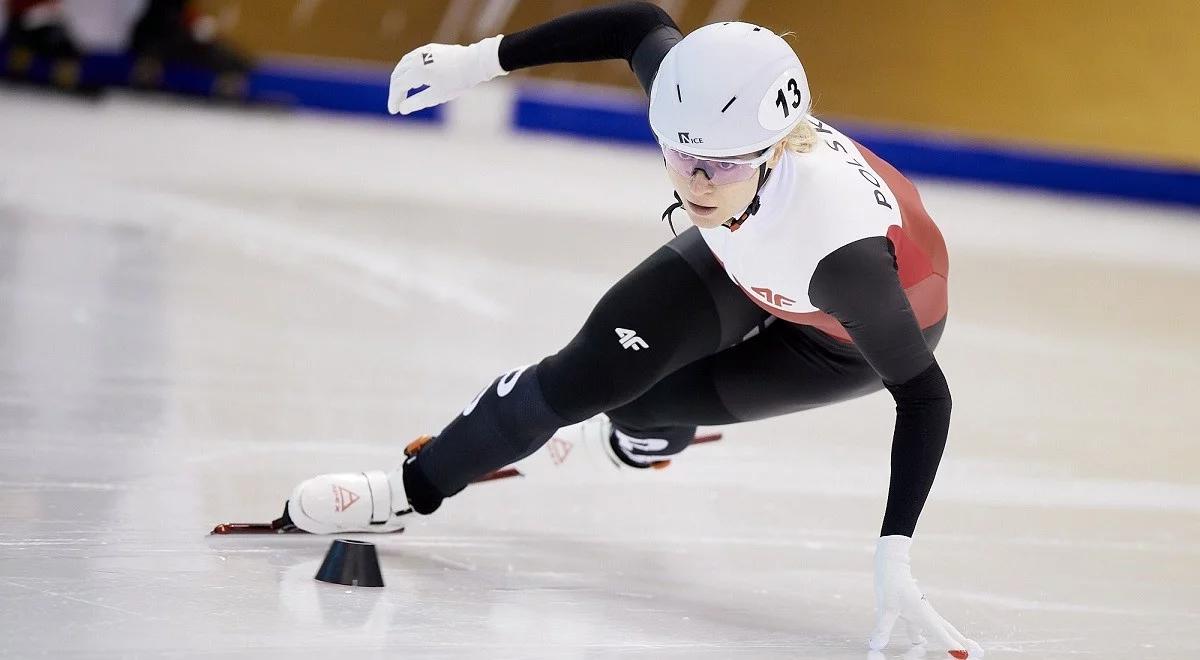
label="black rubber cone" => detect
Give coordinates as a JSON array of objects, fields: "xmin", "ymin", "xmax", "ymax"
[{"xmin": 314, "ymin": 539, "xmax": 385, "ymax": 587}]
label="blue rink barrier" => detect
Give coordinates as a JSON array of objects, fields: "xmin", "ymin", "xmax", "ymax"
[
  {"xmin": 0, "ymin": 42, "xmax": 442, "ymax": 123},
  {"xmin": 512, "ymin": 85, "xmax": 1200, "ymax": 209},
  {"xmin": 4, "ymin": 40, "xmax": 1195, "ymax": 207},
  {"xmin": 248, "ymin": 60, "xmax": 439, "ymax": 119},
  {"xmin": 514, "ymin": 84, "xmax": 655, "ymax": 145},
  {"xmin": 839, "ymin": 127, "xmax": 1200, "ymax": 209}
]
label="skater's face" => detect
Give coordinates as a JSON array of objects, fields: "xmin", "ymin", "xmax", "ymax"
[{"xmin": 663, "ymin": 142, "xmax": 785, "ymax": 229}]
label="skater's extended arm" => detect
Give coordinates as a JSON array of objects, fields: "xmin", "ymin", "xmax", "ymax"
[
  {"xmin": 809, "ymin": 237, "xmax": 952, "ymax": 538},
  {"xmin": 499, "ymin": 1, "xmax": 682, "ymax": 93},
  {"xmin": 388, "ymin": 2, "xmax": 681, "ymax": 114}
]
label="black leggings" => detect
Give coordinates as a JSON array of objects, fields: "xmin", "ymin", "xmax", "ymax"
[
  {"xmin": 409, "ymin": 228, "xmax": 942, "ymax": 503},
  {"xmin": 542, "ymin": 227, "xmax": 943, "ymax": 453}
]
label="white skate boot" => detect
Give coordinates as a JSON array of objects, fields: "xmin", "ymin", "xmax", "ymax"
[
  {"xmin": 212, "ymin": 429, "xmax": 719, "ymax": 535},
  {"xmin": 285, "ymin": 436, "xmax": 432, "ymax": 534},
  {"xmin": 514, "ymin": 414, "xmax": 672, "ymax": 480}
]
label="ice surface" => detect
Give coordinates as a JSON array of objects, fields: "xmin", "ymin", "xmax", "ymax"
[{"xmin": 1, "ymin": 89, "xmax": 1198, "ymax": 659}]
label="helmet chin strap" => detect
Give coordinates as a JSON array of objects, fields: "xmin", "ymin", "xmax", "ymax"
[
  {"xmin": 661, "ymin": 191, "xmax": 685, "ymax": 236},
  {"xmin": 722, "ymin": 162, "xmax": 771, "ymax": 231},
  {"xmin": 660, "ymin": 163, "xmax": 773, "ymax": 236}
]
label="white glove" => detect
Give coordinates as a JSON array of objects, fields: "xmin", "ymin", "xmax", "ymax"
[
  {"xmin": 870, "ymin": 535, "xmax": 984, "ymax": 658},
  {"xmin": 387, "ymin": 34, "xmax": 508, "ymax": 115}
]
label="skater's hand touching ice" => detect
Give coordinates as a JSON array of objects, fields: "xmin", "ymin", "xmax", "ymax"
[
  {"xmin": 869, "ymin": 536, "xmax": 983, "ymax": 659},
  {"xmin": 388, "ymin": 35, "xmax": 508, "ymax": 115}
]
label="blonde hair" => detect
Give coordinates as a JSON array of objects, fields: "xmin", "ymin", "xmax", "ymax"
[
  {"xmin": 771, "ymin": 30, "xmax": 817, "ymax": 155},
  {"xmin": 783, "ymin": 118, "xmax": 817, "ymax": 154}
]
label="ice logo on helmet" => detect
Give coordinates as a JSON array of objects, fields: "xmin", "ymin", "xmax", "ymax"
[{"xmin": 678, "ymin": 132, "xmax": 702, "ymax": 144}]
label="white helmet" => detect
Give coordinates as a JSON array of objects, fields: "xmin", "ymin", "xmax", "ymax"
[{"xmin": 649, "ymin": 22, "xmax": 810, "ymax": 158}]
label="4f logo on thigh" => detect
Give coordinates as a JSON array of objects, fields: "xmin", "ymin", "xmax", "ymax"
[
  {"xmin": 421, "ymin": 52, "xmax": 434, "ymax": 65},
  {"xmin": 615, "ymin": 328, "xmax": 648, "ymax": 351}
]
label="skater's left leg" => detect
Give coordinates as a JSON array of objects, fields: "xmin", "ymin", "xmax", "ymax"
[{"xmin": 604, "ymin": 317, "xmax": 946, "ymax": 465}]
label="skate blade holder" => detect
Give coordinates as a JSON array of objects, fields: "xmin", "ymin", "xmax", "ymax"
[{"xmin": 314, "ymin": 539, "xmax": 385, "ymax": 587}]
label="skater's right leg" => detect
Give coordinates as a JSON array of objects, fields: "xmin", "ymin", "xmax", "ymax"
[
  {"xmin": 286, "ymin": 229, "xmax": 762, "ymax": 532},
  {"xmin": 403, "ymin": 228, "xmax": 766, "ymax": 511}
]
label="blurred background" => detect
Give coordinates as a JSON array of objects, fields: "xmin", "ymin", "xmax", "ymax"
[
  {"xmin": 3, "ymin": 0, "xmax": 1199, "ymax": 202},
  {"xmin": 2, "ymin": 2, "xmax": 1199, "ymax": 658}
]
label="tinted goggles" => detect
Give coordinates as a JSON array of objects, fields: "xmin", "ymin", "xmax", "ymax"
[{"xmin": 660, "ymin": 144, "xmax": 773, "ymax": 185}]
